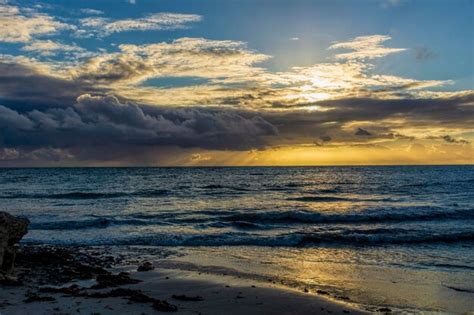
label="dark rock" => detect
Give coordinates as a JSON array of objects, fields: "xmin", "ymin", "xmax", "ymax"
[
  {"xmin": 171, "ymin": 294, "xmax": 204, "ymax": 301},
  {"xmin": 39, "ymin": 284, "xmax": 82, "ymax": 295},
  {"xmin": 83, "ymin": 288, "xmax": 177, "ymax": 312},
  {"xmin": 153, "ymin": 300, "xmax": 178, "ymax": 312},
  {"xmin": 378, "ymin": 307, "xmax": 392, "ymax": 312},
  {"xmin": 316, "ymin": 289, "xmax": 330, "ymax": 295},
  {"xmin": 0, "ymin": 212, "xmax": 29, "ymax": 274},
  {"xmin": 128, "ymin": 291, "xmax": 157, "ymax": 304},
  {"xmin": 15, "ymin": 246, "xmax": 112, "ymax": 285},
  {"xmin": 137, "ymin": 261, "xmax": 154, "ymax": 272},
  {"xmin": 0, "ymin": 274, "xmax": 22, "ymax": 286},
  {"xmin": 24, "ymin": 292, "xmax": 56, "ymax": 303},
  {"xmin": 336, "ymin": 295, "xmax": 350, "ymax": 301},
  {"xmin": 92, "ymin": 272, "xmax": 141, "ymax": 289}
]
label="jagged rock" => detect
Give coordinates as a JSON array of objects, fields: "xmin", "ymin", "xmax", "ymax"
[
  {"xmin": 152, "ymin": 300, "xmax": 178, "ymax": 312},
  {"xmin": 137, "ymin": 261, "xmax": 154, "ymax": 272},
  {"xmin": 23, "ymin": 292, "xmax": 56, "ymax": 303},
  {"xmin": 92, "ymin": 272, "xmax": 141, "ymax": 289},
  {"xmin": 172, "ymin": 294, "xmax": 204, "ymax": 301},
  {"xmin": 0, "ymin": 212, "xmax": 29, "ymax": 275}
]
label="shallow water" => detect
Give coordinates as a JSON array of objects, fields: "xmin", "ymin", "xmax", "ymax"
[{"xmin": 1, "ymin": 166, "xmax": 473, "ymax": 312}]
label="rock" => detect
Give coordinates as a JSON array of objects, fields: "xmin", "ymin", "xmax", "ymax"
[
  {"xmin": 377, "ymin": 307, "xmax": 392, "ymax": 313},
  {"xmin": 171, "ymin": 294, "xmax": 204, "ymax": 301},
  {"xmin": 83, "ymin": 288, "xmax": 178, "ymax": 312},
  {"xmin": 152, "ymin": 300, "xmax": 178, "ymax": 312},
  {"xmin": 137, "ymin": 261, "xmax": 154, "ymax": 272},
  {"xmin": 92, "ymin": 272, "xmax": 141, "ymax": 289},
  {"xmin": 0, "ymin": 212, "xmax": 29, "ymax": 275},
  {"xmin": 39, "ymin": 284, "xmax": 82, "ymax": 295},
  {"xmin": 336, "ymin": 295, "xmax": 350, "ymax": 301},
  {"xmin": 23, "ymin": 292, "xmax": 56, "ymax": 303},
  {"xmin": 0, "ymin": 274, "xmax": 23, "ymax": 286}
]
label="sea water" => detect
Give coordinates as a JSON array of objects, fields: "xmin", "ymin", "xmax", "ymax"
[{"xmin": 1, "ymin": 166, "xmax": 473, "ymax": 312}]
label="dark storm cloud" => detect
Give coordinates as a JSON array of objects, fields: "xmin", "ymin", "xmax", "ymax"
[
  {"xmin": 0, "ymin": 62, "xmax": 102, "ymax": 109},
  {"xmin": 256, "ymin": 94, "xmax": 474, "ymax": 146},
  {"xmin": 0, "ymin": 57, "xmax": 472, "ymax": 164},
  {"xmin": 0, "ymin": 94, "xmax": 277, "ymax": 153},
  {"xmin": 319, "ymin": 135, "xmax": 332, "ymax": 142},
  {"xmin": 441, "ymin": 135, "xmax": 469, "ymax": 144},
  {"xmin": 264, "ymin": 94, "xmax": 474, "ymax": 133},
  {"xmin": 355, "ymin": 128, "xmax": 372, "ymax": 136},
  {"xmin": 426, "ymin": 135, "xmax": 470, "ymax": 144},
  {"xmin": 313, "ymin": 135, "xmax": 332, "ymax": 146}
]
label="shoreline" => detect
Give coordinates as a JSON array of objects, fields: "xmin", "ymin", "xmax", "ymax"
[{"xmin": 0, "ymin": 245, "xmax": 370, "ymax": 315}]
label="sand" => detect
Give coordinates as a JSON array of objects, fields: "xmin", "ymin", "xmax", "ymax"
[{"xmin": 0, "ymin": 246, "xmax": 369, "ymax": 315}]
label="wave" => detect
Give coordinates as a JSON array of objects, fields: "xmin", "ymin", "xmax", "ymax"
[
  {"xmin": 0, "ymin": 189, "xmax": 169, "ymax": 199},
  {"xmin": 29, "ymin": 206, "xmax": 474, "ymax": 231},
  {"xmin": 420, "ymin": 263, "xmax": 474, "ymax": 271},
  {"xmin": 29, "ymin": 217, "xmax": 172, "ymax": 230},
  {"xmin": 201, "ymin": 184, "xmax": 252, "ymax": 191},
  {"xmin": 30, "ymin": 218, "xmax": 112, "ymax": 230},
  {"xmin": 296, "ymin": 231, "xmax": 474, "ymax": 246},
  {"xmin": 444, "ymin": 285, "xmax": 474, "ymax": 293},
  {"xmin": 288, "ymin": 195, "xmax": 396, "ymax": 202},
  {"xmin": 23, "ymin": 230, "xmax": 474, "ymax": 247},
  {"xmin": 222, "ymin": 208, "xmax": 474, "ymax": 225},
  {"xmin": 288, "ymin": 196, "xmax": 352, "ymax": 202}
]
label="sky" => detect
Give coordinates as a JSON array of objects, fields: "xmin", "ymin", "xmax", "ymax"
[{"xmin": 0, "ymin": 0, "xmax": 472, "ymax": 166}]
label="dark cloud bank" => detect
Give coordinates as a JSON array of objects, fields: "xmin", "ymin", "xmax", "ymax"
[
  {"xmin": 0, "ymin": 94, "xmax": 277, "ymax": 152},
  {"xmin": 0, "ymin": 60, "xmax": 473, "ymax": 165}
]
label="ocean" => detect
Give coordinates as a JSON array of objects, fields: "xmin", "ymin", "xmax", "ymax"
[{"xmin": 1, "ymin": 166, "xmax": 473, "ymax": 313}]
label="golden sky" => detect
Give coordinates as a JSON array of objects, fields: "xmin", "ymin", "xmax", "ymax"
[{"xmin": 0, "ymin": 0, "xmax": 472, "ymax": 166}]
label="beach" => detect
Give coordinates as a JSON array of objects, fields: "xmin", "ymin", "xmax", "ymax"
[{"xmin": 0, "ymin": 245, "xmax": 367, "ymax": 315}]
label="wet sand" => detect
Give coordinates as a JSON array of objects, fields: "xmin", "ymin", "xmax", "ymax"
[{"xmin": 0, "ymin": 246, "xmax": 368, "ymax": 315}]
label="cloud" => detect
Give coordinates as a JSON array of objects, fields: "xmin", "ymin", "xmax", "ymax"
[
  {"xmin": 0, "ymin": 105, "xmax": 35, "ymax": 130},
  {"xmin": 69, "ymin": 38, "xmax": 270, "ymax": 86},
  {"xmin": 0, "ymin": 5, "xmax": 471, "ymax": 167},
  {"xmin": 314, "ymin": 135, "xmax": 332, "ymax": 146},
  {"xmin": 0, "ymin": 4, "xmax": 73, "ymax": 42},
  {"xmin": 22, "ymin": 40, "xmax": 85, "ymax": 56},
  {"xmin": 289, "ymin": 37, "xmax": 299, "ymax": 41},
  {"xmin": 0, "ymin": 92, "xmax": 472, "ymax": 164},
  {"xmin": 190, "ymin": 153, "xmax": 212, "ymax": 162},
  {"xmin": 0, "ymin": 94, "xmax": 278, "ymax": 153},
  {"xmin": 414, "ymin": 47, "xmax": 438, "ymax": 62},
  {"xmin": 260, "ymin": 94, "xmax": 474, "ymax": 147},
  {"xmin": 355, "ymin": 128, "xmax": 372, "ymax": 136},
  {"xmin": 0, "ymin": 61, "xmax": 100, "ymax": 106},
  {"xmin": 328, "ymin": 35, "xmax": 407, "ymax": 60},
  {"xmin": 426, "ymin": 135, "xmax": 470, "ymax": 144},
  {"xmin": 0, "ymin": 147, "xmax": 73, "ymax": 162},
  {"xmin": 381, "ymin": 0, "xmax": 404, "ymax": 7},
  {"xmin": 319, "ymin": 135, "xmax": 332, "ymax": 142},
  {"xmin": 77, "ymin": 12, "xmax": 202, "ymax": 37},
  {"xmin": 79, "ymin": 8, "xmax": 103, "ymax": 15},
  {"xmin": 441, "ymin": 135, "xmax": 469, "ymax": 144}
]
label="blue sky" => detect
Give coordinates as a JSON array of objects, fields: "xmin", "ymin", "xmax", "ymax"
[
  {"xmin": 0, "ymin": 0, "xmax": 472, "ymax": 165},
  {"xmin": 4, "ymin": 0, "xmax": 472, "ymax": 89}
]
